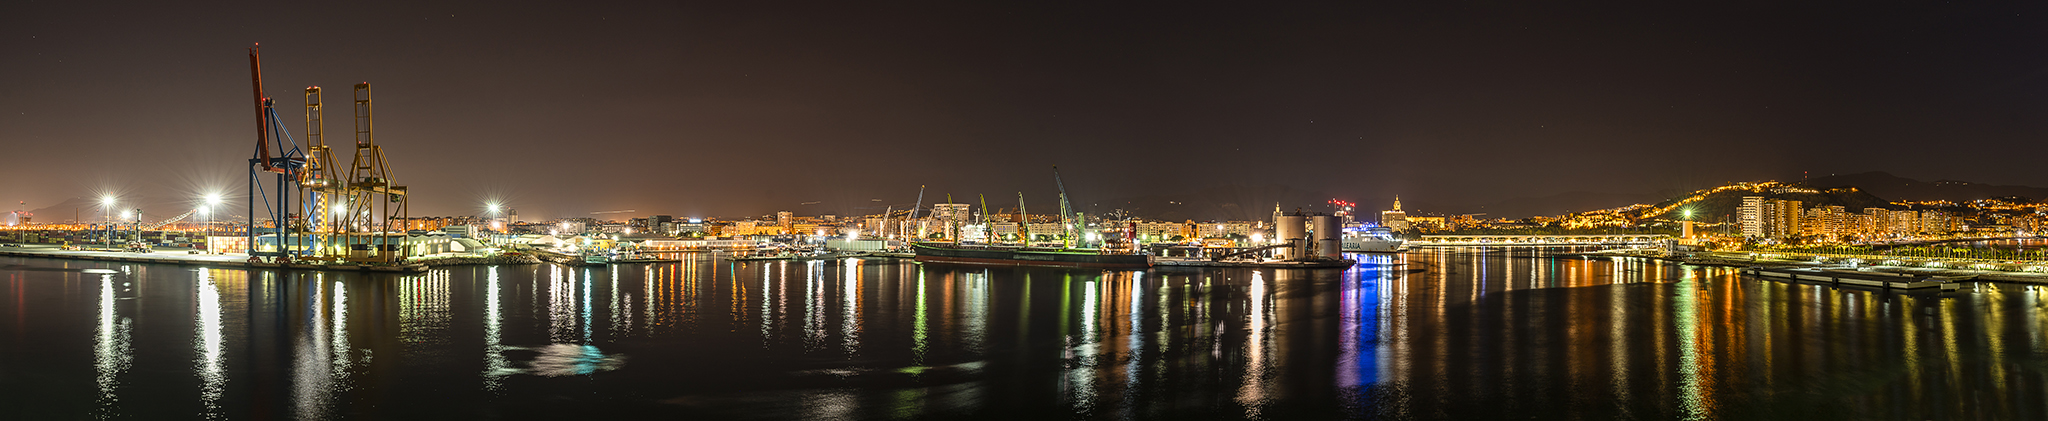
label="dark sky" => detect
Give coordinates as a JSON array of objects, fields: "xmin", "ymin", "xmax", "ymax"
[{"xmin": 6, "ymin": 1, "xmax": 2047, "ymax": 220}]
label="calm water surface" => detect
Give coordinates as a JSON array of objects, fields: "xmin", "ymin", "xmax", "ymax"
[{"xmin": 2, "ymin": 247, "xmax": 2045, "ymax": 420}]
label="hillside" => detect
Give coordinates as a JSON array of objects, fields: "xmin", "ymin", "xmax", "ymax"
[{"xmin": 1633, "ymin": 183, "xmax": 1897, "ymax": 221}]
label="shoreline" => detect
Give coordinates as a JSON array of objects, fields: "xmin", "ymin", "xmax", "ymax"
[{"xmin": 1574, "ymin": 249, "xmax": 2048, "ymax": 286}]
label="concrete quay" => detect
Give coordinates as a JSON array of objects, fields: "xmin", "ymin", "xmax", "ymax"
[
  {"xmin": 1573, "ymin": 249, "xmax": 2048, "ymax": 286},
  {"xmin": 0, "ymin": 244, "xmax": 432, "ymax": 273}
]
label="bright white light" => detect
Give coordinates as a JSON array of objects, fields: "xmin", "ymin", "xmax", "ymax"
[
  {"xmin": 198, "ymin": 207, "xmax": 209, "ymax": 216},
  {"xmin": 120, "ymin": 210, "xmax": 131, "ymax": 220},
  {"xmin": 204, "ymin": 194, "xmax": 222, "ymax": 206},
  {"xmin": 100, "ymin": 196, "xmax": 116, "ymax": 207},
  {"xmin": 1252, "ymin": 234, "xmax": 1264, "ymax": 243},
  {"xmin": 486, "ymin": 202, "xmax": 501, "ymax": 213},
  {"xmin": 332, "ymin": 204, "xmax": 346, "ymax": 215}
]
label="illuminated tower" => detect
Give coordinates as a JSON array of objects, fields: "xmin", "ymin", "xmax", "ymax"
[{"xmin": 1381, "ymin": 196, "xmax": 1410, "ymax": 232}]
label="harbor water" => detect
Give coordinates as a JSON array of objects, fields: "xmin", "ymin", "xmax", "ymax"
[{"xmin": 2, "ymin": 247, "xmax": 2044, "ymax": 419}]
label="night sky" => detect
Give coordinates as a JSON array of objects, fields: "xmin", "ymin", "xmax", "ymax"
[{"xmin": 6, "ymin": 1, "xmax": 2047, "ymax": 220}]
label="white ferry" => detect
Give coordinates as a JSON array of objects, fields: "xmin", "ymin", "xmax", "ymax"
[{"xmin": 1341, "ymin": 226, "xmax": 1407, "ymax": 253}]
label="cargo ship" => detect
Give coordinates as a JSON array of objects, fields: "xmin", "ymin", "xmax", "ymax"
[{"xmin": 911, "ymin": 242, "xmax": 1151, "ymax": 269}]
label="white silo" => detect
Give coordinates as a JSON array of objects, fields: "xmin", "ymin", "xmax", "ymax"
[
  {"xmin": 1275, "ymin": 214, "xmax": 1307, "ymax": 260},
  {"xmin": 1311, "ymin": 215, "xmax": 1342, "ymax": 259}
]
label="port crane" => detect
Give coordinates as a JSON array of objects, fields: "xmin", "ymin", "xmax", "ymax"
[
  {"xmin": 300, "ymin": 86, "xmax": 343, "ymax": 259},
  {"xmin": 1053, "ymin": 166, "xmax": 1079, "ymax": 248},
  {"xmin": 337, "ymin": 82, "xmax": 409, "ymax": 264},
  {"xmin": 245, "ymin": 44, "xmax": 309, "ymax": 262},
  {"xmin": 243, "ymin": 44, "xmax": 412, "ymax": 264}
]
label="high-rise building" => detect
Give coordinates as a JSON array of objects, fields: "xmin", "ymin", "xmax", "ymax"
[
  {"xmin": 1741, "ymin": 196, "xmax": 1805, "ymax": 241},
  {"xmin": 1766, "ymin": 200, "xmax": 1801, "ymax": 240},
  {"xmin": 1739, "ymin": 196, "xmax": 1764, "ymax": 238}
]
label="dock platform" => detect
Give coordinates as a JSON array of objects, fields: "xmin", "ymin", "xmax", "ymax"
[
  {"xmin": 0, "ymin": 245, "xmax": 428, "ymax": 273},
  {"xmin": 1743, "ymin": 266, "xmax": 1964, "ymax": 290}
]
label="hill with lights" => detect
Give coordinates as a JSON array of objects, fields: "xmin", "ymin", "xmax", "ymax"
[{"xmin": 1628, "ymin": 181, "xmax": 1898, "ymax": 222}]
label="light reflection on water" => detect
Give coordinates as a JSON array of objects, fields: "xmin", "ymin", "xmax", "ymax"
[
  {"xmin": 93, "ymin": 273, "xmax": 130, "ymax": 418},
  {"xmin": 5, "ymin": 247, "xmax": 2048, "ymax": 419},
  {"xmin": 193, "ymin": 269, "xmax": 227, "ymax": 420}
]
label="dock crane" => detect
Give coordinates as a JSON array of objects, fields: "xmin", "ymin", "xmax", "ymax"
[
  {"xmin": 300, "ymin": 86, "xmax": 344, "ymax": 260},
  {"xmin": 1053, "ymin": 166, "xmax": 1077, "ymax": 248},
  {"xmin": 338, "ymin": 83, "xmax": 409, "ymax": 264},
  {"xmin": 241, "ymin": 44, "xmax": 411, "ymax": 264},
  {"xmin": 246, "ymin": 44, "xmax": 308, "ymax": 262}
]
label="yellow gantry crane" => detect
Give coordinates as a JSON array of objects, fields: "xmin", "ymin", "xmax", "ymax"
[
  {"xmin": 301, "ymin": 86, "xmax": 344, "ymax": 259},
  {"xmin": 339, "ymin": 83, "xmax": 410, "ymax": 263}
]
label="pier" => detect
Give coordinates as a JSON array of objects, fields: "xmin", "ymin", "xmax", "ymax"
[{"xmin": 0, "ymin": 244, "xmax": 428, "ymax": 272}]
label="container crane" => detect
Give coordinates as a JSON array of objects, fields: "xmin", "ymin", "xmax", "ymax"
[
  {"xmin": 300, "ymin": 86, "xmax": 344, "ymax": 260},
  {"xmin": 245, "ymin": 44, "xmax": 308, "ymax": 262},
  {"xmin": 338, "ymin": 83, "xmax": 410, "ymax": 264}
]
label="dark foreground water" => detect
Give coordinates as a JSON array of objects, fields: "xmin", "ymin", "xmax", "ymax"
[{"xmin": 2, "ymin": 247, "xmax": 2045, "ymax": 420}]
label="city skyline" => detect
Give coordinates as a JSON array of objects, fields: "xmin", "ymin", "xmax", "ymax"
[{"xmin": 7, "ymin": 2, "xmax": 2048, "ymax": 217}]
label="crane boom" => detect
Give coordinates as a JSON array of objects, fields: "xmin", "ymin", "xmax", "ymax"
[
  {"xmin": 1053, "ymin": 165, "xmax": 1075, "ymax": 248},
  {"xmin": 1016, "ymin": 192, "xmax": 1030, "ymax": 243},
  {"xmin": 909, "ymin": 185, "xmax": 925, "ymax": 220},
  {"xmin": 249, "ymin": 45, "xmax": 276, "ymax": 173}
]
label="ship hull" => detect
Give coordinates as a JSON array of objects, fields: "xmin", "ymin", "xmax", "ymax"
[
  {"xmin": 1342, "ymin": 237, "xmax": 1407, "ymax": 253},
  {"xmin": 912, "ymin": 242, "xmax": 1150, "ymax": 269}
]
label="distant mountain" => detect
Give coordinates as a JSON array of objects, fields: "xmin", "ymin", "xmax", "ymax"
[
  {"xmin": 1452, "ymin": 191, "xmax": 1663, "ymax": 219},
  {"xmin": 1802, "ymin": 172, "xmax": 2048, "ymax": 203},
  {"xmin": 26, "ymin": 196, "xmax": 242, "ymax": 224}
]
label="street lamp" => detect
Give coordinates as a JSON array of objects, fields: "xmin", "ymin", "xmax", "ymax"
[
  {"xmin": 99, "ymin": 196, "xmax": 115, "ymax": 249},
  {"xmin": 202, "ymin": 193, "xmax": 222, "ymax": 253},
  {"xmin": 129, "ymin": 208, "xmax": 141, "ymax": 251},
  {"xmin": 486, "ymin": 202, "xmax": 503, "ymax": 244}
]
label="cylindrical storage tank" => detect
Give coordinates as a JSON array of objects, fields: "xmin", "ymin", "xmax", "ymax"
[
  {"xmin": 1312, "ymin": 215, "xmax": 1341, "ymax": 259},
  {"xmin": 1275, "ymin": 215, "xmax": 1307, "ymax": 260}
]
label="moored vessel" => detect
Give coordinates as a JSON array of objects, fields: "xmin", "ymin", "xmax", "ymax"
[
  {"xmin": 1342, "ymin": 226, "xmax": 1406, "ymax": 253},
  {"xmin": 912, "ymin": 242, "xmax": 1150, "ymax": 269}
]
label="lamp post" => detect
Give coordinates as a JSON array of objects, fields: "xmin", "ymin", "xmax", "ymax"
[
  {"xmin": 118, "ymin": 209, "xmax": 131, "ymax": 250},
  {"xmin": 130, "ymin": 209, "xmax": 141, "ymax": 251},
  {"xmin": 99, "ymin": 196, "xmax": 115, "ymax": 249},
  {"xmin": 202, "ymin": 193, "xmax": 222, "ymax": 253},
  {"xmin": 486, "ymin": 202, "xmax": 502, "ymax": 246}
]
